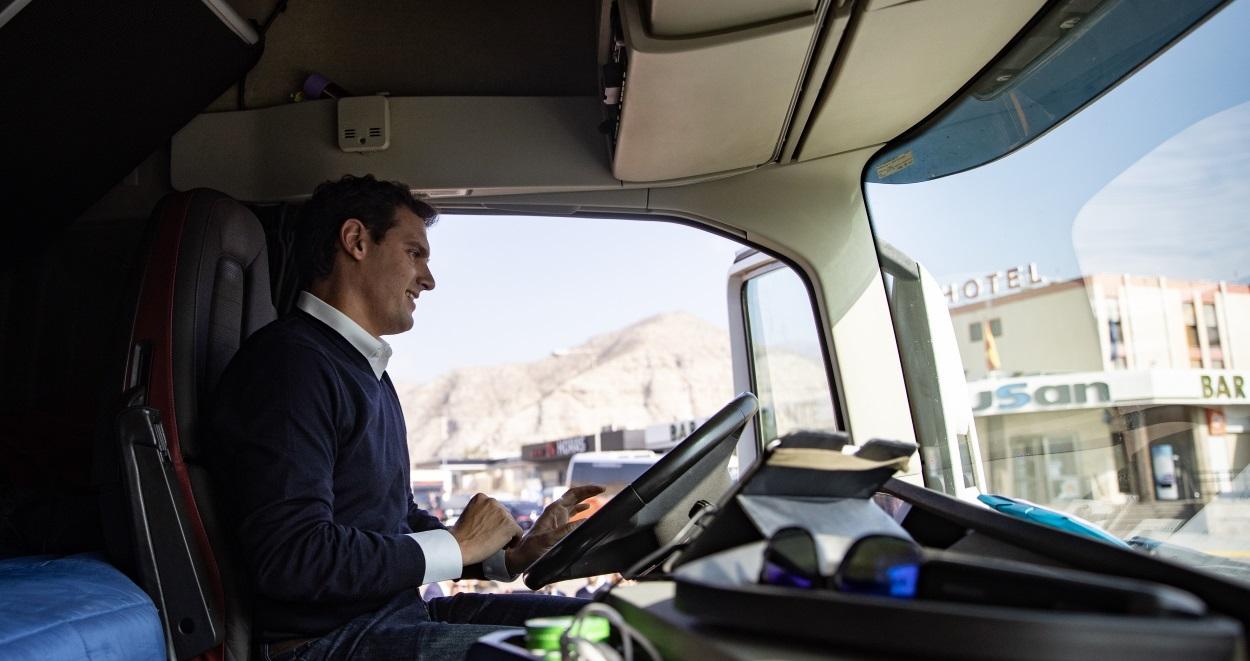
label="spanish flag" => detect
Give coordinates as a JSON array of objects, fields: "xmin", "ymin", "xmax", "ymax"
[{"xmin": 984, "ymin": 320, "xmax": 1001, "ymax": 372}]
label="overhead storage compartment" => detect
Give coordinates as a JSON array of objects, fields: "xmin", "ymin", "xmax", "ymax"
[
  {"xmin": 608, "ymin": 0, "xmax": 820, "ymax": 182},
  {"xmin": 643, "ymin": 0, "xmax": 817, "ymax": 37},
  {"xmin": 796, "ymin": 0, "xmax": 1045, "ymax": 160}
]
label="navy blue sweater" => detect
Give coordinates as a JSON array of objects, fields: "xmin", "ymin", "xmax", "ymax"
[{"xmin": 211, "ymin": 310, "xmax": 444, "ymax": 639}]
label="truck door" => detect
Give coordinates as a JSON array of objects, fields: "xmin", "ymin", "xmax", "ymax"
[
  {"xmin": 877, "ymin": 241, "xmax": 986, "ymax": 500},
  {"xmin": 726, "ymin": 248, "xmax": 982, "ymax": 499}
]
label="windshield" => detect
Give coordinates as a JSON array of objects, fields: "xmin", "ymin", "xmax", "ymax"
[{"xmin": 866, "ymin": 0, "xmax": 1250, "ymax": 584}]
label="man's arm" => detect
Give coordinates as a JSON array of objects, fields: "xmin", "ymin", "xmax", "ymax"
[{"xmin": 406, "ymin": 492, "xmax": 520, "ymax": 582}]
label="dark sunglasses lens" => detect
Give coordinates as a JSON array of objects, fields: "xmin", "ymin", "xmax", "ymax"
[
  {"xmin": 761, "ymin": 559, "xmax": 816, "ymax": 588},
  {"xmin": 837, "ymin": 537, "xmax": 921, "ymax": 598},
  {"xmin": 760, "ymin": 528, "xmax": 821, "ymax": 588},
  {"xmin": 774, "ymin": 530, "xmax": 819, "ymax": 571}
]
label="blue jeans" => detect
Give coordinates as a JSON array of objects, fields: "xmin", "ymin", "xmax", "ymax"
[{"xmin": 262, "ymin": 591, "xmax": 587, "ymax": 660}]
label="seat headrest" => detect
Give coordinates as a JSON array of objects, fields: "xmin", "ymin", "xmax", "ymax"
[{"xmin": 136, "ymin": 190, "xmax": 277, "ymax": 461}]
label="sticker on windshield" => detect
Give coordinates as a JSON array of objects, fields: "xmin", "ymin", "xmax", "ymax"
[{"xmin": 875, "ymin": 151, "xmax": 914, "ymax": 179}]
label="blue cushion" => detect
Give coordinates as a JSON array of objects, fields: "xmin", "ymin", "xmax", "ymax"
[{"xmin": 0, "ymin": 553, "xmax": 164, "ymax": 661}]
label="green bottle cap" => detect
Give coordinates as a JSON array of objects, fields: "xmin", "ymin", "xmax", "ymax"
[{"xmin": 526, "ymin": 615, "xmax": 611, "ymax": 653}]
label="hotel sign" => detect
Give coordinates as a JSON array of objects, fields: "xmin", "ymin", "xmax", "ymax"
[{"xmin": 944, "ymin": 263, "xmax": 1044, "ymax": 305}]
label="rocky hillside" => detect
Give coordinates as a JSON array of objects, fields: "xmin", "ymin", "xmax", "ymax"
[{"xmin": 395, "ymin": 312, "xmax": 736, "ymax": 459}]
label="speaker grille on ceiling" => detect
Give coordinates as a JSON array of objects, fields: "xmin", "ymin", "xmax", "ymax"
[{"xmin": 337, "ymin": 96, "xmax": 389, "ymax": 153}]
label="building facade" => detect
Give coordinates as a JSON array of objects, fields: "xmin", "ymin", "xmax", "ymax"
[{"xmin": 951, "ymin": 274, "xmax": 1250, "ymax": 514}]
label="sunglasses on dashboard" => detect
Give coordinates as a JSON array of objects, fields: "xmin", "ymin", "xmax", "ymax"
[{"xmin": 759, "ymin": 528, "xmax": 922, "ymax": 599}]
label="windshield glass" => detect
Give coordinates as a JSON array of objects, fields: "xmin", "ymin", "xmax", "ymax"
[
  {"xmin": 866, "ymin": 0, "xmax": 1250, "ymax": 584},
  {"xmin": 569, "ymin": 459, "xmax": 657, "ymax": 494}
]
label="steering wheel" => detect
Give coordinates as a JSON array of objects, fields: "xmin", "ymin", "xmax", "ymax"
[{"xmin": 524, "ymin": 393, "xmax": 758, "ymax": 589}]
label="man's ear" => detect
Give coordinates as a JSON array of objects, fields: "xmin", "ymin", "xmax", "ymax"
[{"xmin": 339, "ymin": 218, "xmax": 369, "ymax": 261}]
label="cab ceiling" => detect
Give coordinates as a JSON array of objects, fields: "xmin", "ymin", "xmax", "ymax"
[
  {"xmin": 211, "ymin": 0, "xmax": 598, "ymax": 111},
  {"xmin": 184, "ymin": 0, "xmax": 1046, "ymax": 194}
]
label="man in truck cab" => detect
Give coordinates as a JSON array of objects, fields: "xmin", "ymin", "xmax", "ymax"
[{"xmin": 211, "ymin": 175, "xmax": 603, "ymax": 659}]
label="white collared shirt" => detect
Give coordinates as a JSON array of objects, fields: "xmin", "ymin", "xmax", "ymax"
[
  {"xmin": 295, "ymin": 291, "xmax": 515, "ymax": 585},
  {"xmin": 296, "ymin": 292, "xmax": 392, "ymax": 380}
]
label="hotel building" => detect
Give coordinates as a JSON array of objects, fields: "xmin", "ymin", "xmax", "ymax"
[{"xmin": 950, "ymin": 274, "xmax": 1250, "ymax": 516}]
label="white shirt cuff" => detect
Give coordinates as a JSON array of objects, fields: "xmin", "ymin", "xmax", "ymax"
[
  {"xmin": 408, "ymin": 529, "xmax": 463, "ymax": 584},
  {"xmin": 482, "ymin": 548, "xmax": 518, "ymax": 583}
]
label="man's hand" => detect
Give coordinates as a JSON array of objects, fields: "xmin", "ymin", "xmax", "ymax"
[
  {"xmin": 505, "ymin": 485, "xmax": 606, "ymax": 575},
  {"xmin": 451, "ymin": 493, "xmax": 523, "ymax": 566}
]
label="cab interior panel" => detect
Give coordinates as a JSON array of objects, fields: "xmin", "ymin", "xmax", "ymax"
[
  {"xmin": 209, "ymin": 0, "xmax": 599, "ymax": 112},
  {"xmin": 165, "ymin": 0, "xmax": 1062, "ymax": 196},
  {"xmin": 0, "ymin": 0, "xmax": 260, "ymax": 227},
  {"xmin": 171, "ymin": 97, "xmax": 618, "ymax": 202},
  {"xmin": 0, "ymin": 216, "xmax": 150, "ymax": 559}
]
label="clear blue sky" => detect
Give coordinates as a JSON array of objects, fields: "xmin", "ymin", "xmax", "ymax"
[
  {"xmin": 387, "ymin": 216, "xmax": 744, "ymax": 386},
  {"xmin": 867, "ymin": 0, "xmax": 1250, "ymax": 288}
]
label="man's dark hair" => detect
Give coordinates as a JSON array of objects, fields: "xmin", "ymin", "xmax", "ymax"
[{"xmin": 294, "ymin": 174, "xmax": 438, "ymax": 287}]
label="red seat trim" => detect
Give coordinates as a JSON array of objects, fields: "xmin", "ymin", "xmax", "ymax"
[{"xmin": 126, "ymin": 191, "xmax": 225, "ymax": 661}]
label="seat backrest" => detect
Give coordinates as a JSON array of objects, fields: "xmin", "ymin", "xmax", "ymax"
[{"xmin": 126, "ymin": 189, "xmax": 276, "ymax": 660}]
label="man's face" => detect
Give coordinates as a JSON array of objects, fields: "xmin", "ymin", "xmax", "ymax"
[{"xmin": 358, "ymin": 206, "xmax": 435, "ymax": 336}]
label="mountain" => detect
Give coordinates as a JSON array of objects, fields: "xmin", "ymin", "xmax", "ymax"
[{"xmin": 395, "ymin": 312, "xmax": 735, "ymax": 460}]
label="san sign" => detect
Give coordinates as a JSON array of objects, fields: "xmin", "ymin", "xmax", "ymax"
[
  {"xmin": 968, "ymin": 370, "xmax": 1250, "ymax": 416},
  {"xmin": 972, "ymin": 380, "xmax": 1110, "ymax": 415}
]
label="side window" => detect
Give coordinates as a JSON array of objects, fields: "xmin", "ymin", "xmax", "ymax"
[
  {"xmin": 389, "ymin": 213, "xmax": 743, "ymax": 596},
  {"xmin": 741, "ymin": 265, "xmax": 838, "ymax": 444}
]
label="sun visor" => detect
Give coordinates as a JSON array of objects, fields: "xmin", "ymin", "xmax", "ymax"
[
  {"xmin": 0, "ymin": 0, "xmax": 260, "ymax": 227},
  {"xmin": 606, "ymin": 0, "xmax": 819, "ymax": 182}
]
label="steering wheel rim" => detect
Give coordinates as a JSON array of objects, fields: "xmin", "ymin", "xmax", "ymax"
[{"xmin": 524, "ymin": 392, "xmax": 758, "ymax": 589}]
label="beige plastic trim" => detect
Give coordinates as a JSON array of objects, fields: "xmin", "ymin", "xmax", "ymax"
[
  {"xmin": 171, "ymin": 97, "xmax": 619, "ymax": 202},
  {"xmin": 612, "ymin": 0, "xmax": 816, "ymax": 182},
  {"xmin": 440, "ymin": 188, "xmax": 651, "ymax": 217},
  {"xmin": 798, "ymin": 0, "xmax": 1044, "ymax": 160},
  {"xmin": 645, "ymin": 0, "xmax": 816, "ymax": 37},
  {"xmin": 647, "ymin": 149, "xmax": 917, "ymax": 446},
  {"xmin": 434, "ymin": 165, "xmax": 761, "ymax": 203},
  {"xmin": 779, "ymin": 0, "xmax": 855, "ymax": 162}
]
